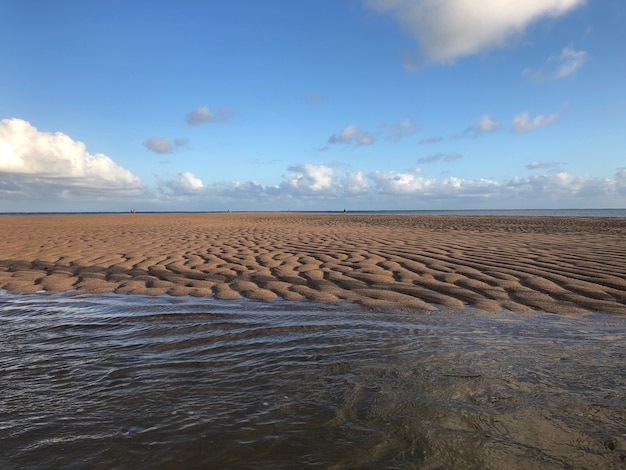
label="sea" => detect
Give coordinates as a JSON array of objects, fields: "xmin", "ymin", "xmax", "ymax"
[
  {"xmin": 2, "ymin": 208, "xmax": 626, "ymax": 217},
  {"xmin": 1, "ymin": 208, "xmax": 625, "ymax": 468}
]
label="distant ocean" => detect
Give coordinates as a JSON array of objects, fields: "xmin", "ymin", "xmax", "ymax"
[{"xmin": 2, "ymin": 208, "xmax": 626, "ymax": 217}]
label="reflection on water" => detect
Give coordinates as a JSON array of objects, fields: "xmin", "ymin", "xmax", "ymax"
[{"xmin": 1, "ymin": 292, "xmax": 625, "ymax": 469}]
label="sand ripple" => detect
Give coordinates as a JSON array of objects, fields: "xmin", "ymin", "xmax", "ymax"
[{"xmin": 1, "ymin": 213, "xmax": 624, "ymax": 315}]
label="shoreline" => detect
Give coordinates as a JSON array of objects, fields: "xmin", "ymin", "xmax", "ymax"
[{"xmin": 1, "ymin": 213, "xmax": 624, "ymax": 315}]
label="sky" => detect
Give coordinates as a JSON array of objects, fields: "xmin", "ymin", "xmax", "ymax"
[{"xmin": 1, "ymin": 0, "xmax": 625, "ymax": 212}]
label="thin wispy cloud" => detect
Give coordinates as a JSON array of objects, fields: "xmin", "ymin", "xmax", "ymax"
[
  {"xmin": 524, "ymin": 47, "xmax": 588, "ymax": 80},
  {"xmin": 384, "ymin": 119, "xmax": 418, "ymax": 141},
  {"xmin": 418, "ymin": 152, "xmax": 462, "ymax": 164},
  {"xmin": 419, "ymin": 136, "xmax": 444, "ymax": 145},
  {"xmin": 526, "ymin": 161, "xmax": 561, "ymax": 170},
  {"xmin": 555, "ymin": 48, "xmax": 588, "ymax": 78}
]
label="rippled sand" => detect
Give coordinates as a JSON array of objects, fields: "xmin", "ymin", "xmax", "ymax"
[{"xmin": 0, "ymin": 212, "xmax": 624, "ymax": 314}]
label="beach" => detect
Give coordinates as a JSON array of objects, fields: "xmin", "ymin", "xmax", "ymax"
[
  {"xmin": 1, "ymin": 212, "xmax": 625, "ymax": 315},
  {"xmin": 2, "ymin": 213, "xmax": 626, "ymax": 468}
]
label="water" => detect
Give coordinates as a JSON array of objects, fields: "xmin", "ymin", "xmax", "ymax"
[
  {"xmin": 1, "ymin": 292, "xmax": 625, "ymax": 469},
  {"xmin": 2, "ymin": 208, "xmax": 626, "ymax": 217}
]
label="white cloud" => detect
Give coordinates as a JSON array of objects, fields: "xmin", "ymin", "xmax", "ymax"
[
  {"xmin": 512, "ymin": 112, "xmax": 559, "ymax": 133},
  {"xmin": 144, "ymin": 136, "xmax": 189, "ymax": 154},
  {"xmin": 328, "ymin": 124, "xmax": 374, "ymax": 146},
  {"xmin": 282, "ymin": 164, "xmax": 338, "ymax": 193},
  {"xmin": 0, "ymin": 118, "xmax": 142, "ymax": 199},
  {"xmin": 342, "ymin": 170, "xmax": 370, "ymax": 194},
  {"xmin": 186, "ymin": 106, "xmax": 232, "ymax": 125},
  {"xmin": 366, "ymin": 0, "xmax": 585, "ymax": 63},
  {"xmin": 178, "ymin": 171, "xmax": 204, "ymax": 191},
  {"xmin": 524, "ymin": 47, "xmax": 588, "ymax": 80},
  {"xmin": 151, "ymin": 165, "xmax": 626, "ymax": 210},
  {"xmin": 369, "ymin": 169, "xmax": 431, "ymax": 194},
  {"xmin": 158, "ymin": 171, "xmax": 205, "ymax": 196}
]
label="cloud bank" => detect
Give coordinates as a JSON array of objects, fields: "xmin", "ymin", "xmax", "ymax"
[
  {"xmin": 155, "ymin": 164, "xmax": 625, "ymax": 210},
  {"xmin": 366, "ymin": 0, "xmax": 585, "ymax": 63},
  {"xmin": 0, "ymin": 118, "xmax": 142, "ymax": 200}
]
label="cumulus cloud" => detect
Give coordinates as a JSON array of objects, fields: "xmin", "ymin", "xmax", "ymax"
[
  {"xmin": 143, "ymin": 136, "xmax": 189, "ymax": 154},
  {"xmin": 524, "ymin": 47, "xmax": 588, "ymax": 80},
  {"xmin": 366, "ymin": 0, "xmax": 584, "ymax": 64},
  {"xmin": 0, "ymin": 118, "xmax": 141, "ymax": 200},
  {"xmin": 282, "ymin": 164, "xmax": 338, "ymax": 193},
  {"xmin": 418, "ymin": 152, "xmax": 462, "ymax": 164},
  {"xmin": 369, "ymin": 169, "xmax": 431, "ymax": 194},
  {"xmin": 158, "ymin": 171, "xmax": 205, "ymax": 195},
  {"xmin": 512, "ymin": 112, "xmax": 559, "ymax": 133},
  {"xmin": 342, "ymin": 170, "xmax": 370, "ymax": 193},
  {"xmin": 328, "ymin": 124, "xmax": 374, "ymax": 146},
  {"xmin": 186, "ymin": 106, "xmax": 232, "ymax": 125}
]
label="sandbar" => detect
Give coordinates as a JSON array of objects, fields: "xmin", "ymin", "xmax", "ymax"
[{"xmin": 0, "ymin": 213, "xmax": 624, "ymax": 315}]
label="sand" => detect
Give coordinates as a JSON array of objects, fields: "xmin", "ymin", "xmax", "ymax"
[{"xmin": 0, "ymin": 212, "xmax": 624, "ymax": 315}]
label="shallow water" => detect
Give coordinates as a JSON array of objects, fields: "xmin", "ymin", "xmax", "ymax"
[{"xmin": 1, "ymin": 292, "xmax": 625, "ymax": 469}]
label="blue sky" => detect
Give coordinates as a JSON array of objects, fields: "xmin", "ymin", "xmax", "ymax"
[{"xmin": 1, "ymin": 0, "xmax": 625, "ymax": 212}]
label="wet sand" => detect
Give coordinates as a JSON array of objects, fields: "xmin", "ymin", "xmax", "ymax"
[{"xmin": 0, "ymin": 212, "xmax": 625, "ymax": 315}]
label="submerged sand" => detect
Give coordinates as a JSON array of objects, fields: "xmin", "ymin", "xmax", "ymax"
[{"xmin": 0, "ymin": 212, "xmax": 624, "ymax": 315}]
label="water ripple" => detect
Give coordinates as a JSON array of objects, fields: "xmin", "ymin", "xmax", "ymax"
[{"xmin": 1, "ymin": 291, "xmax": 625, "ymax": 469}]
